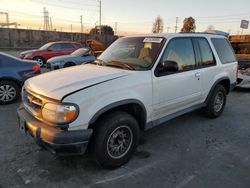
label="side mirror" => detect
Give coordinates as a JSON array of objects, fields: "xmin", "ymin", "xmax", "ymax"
[
  {"xmin": 47, "ymin": 48, "xmax": 53, "ymax": 52},
  {"xmin": 160, "ymin": 60, "xmax": 179, "ymax": 72}
]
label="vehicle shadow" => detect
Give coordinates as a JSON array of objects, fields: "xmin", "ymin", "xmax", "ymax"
[{"xmin": 234, "ymin": 87, "xmax": 250, "ymax": 92}]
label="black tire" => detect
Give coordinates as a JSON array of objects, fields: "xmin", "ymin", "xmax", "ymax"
[
  {"xmin": 204, "ymin": 84, "xmax": 227, "ymax": 118},
  {"xmin": 0, "ymin": 80, "xmax": 20, "ymax": 105},
  {"xmin": 90, "ymin": 111, "xmax": 140, "ymax": 169},
  {"xmin": 63, "ymin": 62, "xmax": 75, "ymax": 68},
  {"xmin": 34, "ymin": 57, "xmax": 45, "ymax": 67}
]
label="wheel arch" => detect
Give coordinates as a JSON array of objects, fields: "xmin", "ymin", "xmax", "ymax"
[
  {"xmin": 33, "ymin": 56, "xmax": 46, "ymax": 63},
  {"xmin": 89, "ymin": 99, "xmax": 147, "ymax": 131},
  {"xmin": 205, "ymin": 77, "xmax": 230, "ymax": 105},
  {"xmin": 0, "ymin": 77, "xmax": 22, "ymax": 90}
]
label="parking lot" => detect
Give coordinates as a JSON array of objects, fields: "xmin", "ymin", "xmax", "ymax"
[{"xmin": 0, "ymin": 88, "xmax": 250, "ymax": 188}]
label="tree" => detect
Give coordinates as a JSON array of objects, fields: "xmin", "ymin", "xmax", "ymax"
[
  {"xmin": 152, "ymin": 16, "xmax": 164, "ymax": 33},
  {"xmin": 90, "ymin": 25, "xmax": 114, "ymax": 35},
  {"xmin": 181, "ymin": 17, "xmax": 196, "ymax": 32}
]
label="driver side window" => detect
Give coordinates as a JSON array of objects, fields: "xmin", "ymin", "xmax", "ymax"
[{"xmin": 162, "ymin": 38, "xmax": 196, "ymax": 72}]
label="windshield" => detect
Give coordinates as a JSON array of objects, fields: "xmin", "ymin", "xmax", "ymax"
[
  {"xmin": 39, "ymin": 43, "xmax": 53, "ymax": 50},
  {"xmin": 97, "ymin": 37, "xmax": 165, "ymax": 70},
  {"xmin": 71, "ymin": 48, "xmax": 91, "ymax": 56}
]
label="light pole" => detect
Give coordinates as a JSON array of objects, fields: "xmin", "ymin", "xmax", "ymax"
[{"xmin": 99, "ymin": 0, "xmax": 101, "ymax": 35}]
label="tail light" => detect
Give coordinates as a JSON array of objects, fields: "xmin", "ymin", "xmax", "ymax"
[{"xmin": 32, "ymin": 64, "xmax": 40, "ymax": 72}]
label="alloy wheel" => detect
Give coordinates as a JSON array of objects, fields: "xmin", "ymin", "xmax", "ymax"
[
  {"xmin": 107, "ymin": 125, "xmax": 133, "ymax": 159},
  {"xmin": 0, "ymin": 84, "xmax": 17, "ymax": 103}
]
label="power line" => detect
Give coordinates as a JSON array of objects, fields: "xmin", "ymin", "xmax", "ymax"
[
  {"xmin": 30, "ymin": 0, "xmax": 99, "ymax": 11},
  {"xmin": 31, "ymin": 0, "xmax": 99, "ymax": 7}
]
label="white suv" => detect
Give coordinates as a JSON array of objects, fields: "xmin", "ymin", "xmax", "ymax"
[{"xmin": 17, "ymin": 33, "xmax": 238, "ymax": 169}]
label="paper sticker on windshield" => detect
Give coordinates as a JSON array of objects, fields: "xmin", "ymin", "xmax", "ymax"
[{"xmin": 143, "ymin": 38, "xmax": 163, "ymax": 43}]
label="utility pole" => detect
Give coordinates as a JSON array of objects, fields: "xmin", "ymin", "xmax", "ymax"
[
  {"xmin": 99, "ymin": 0, "xmax": 102, "ymax": 35},
  {"xmin": 166, "ymin": 27, "xmax": 170, "ymax": 33},
  {"xmin": 0, "ymin": 12, "xmax": 9, "ymax": 28},
  {"xmin": 0, "ymin": 12, "xmax": 20, "ymax": 28},
  {"xmin": 80, "ymin": 15, "xmax": 83, "ymax": 33},
  {"xmin": 174, "ymin": 17, "xmax": 179, "ymax": 33},
  {"xmin": 6, "ymin": 13, "xmax": 9, "ymax": 28},
  {"xmin": 50, "ymin": 17, "xmax": 52, "ymax": 31},
  {"xmin": 115, "ymin": 22, "xmax": 118, "ymax": 35}
]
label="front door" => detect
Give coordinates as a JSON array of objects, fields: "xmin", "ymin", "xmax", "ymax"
[{"xmin": 152, "ymin": 37, "xmax": 202, "ymax": 121}]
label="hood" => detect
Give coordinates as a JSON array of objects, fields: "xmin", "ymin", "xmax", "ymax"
[
  {"xmin": 20, "ymin": 49, "xmax": 40, "ymax": 55},
  {"xmin": 48, "ymin": 54, "xmax": 75, "ymax": 62},
  {"xmin": 25, "ymin": 64, "xmax": 129, "ymax": 100}
]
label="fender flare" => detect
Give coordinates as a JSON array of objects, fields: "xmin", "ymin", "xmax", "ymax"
[
  {"xmin": 204, "ymin": 76, "xmax": 230, "ymax": 105},
  {"xmin": 89, "ymin": 99, "xmax": 147, "ymax": 126}
]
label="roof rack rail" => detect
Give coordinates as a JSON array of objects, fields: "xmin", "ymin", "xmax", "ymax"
[{"xmin": 179, "ymin": 30, "xmax": 229, "ymax": 37}]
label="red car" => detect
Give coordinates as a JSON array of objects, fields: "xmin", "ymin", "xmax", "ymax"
[{"xmin": 20, "ymin": 41, "xmax": 82, "ymax": 67}]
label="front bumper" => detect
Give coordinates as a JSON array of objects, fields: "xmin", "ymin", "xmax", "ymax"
[
  {"xmin": 17, "ymin": 105, "xmax": 93, "ymax": 155},
  {"xmin": 46, "ymin": 62, "xmax": 60, "ymax": 70}
]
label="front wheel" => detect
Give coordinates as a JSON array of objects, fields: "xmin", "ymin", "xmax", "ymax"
[
  {"xmin": 34, "ymin": 57, "xmax": 45, "ymax": 67},
  {"xmin": 90, "ymin": 111, "xmax": 140, "ymax": 169},
  {"xmin": 0, "ymin": 81, "xmax": 20, "ymax": 104},
  {"xmin": 204, "ymin": 84, "xmax": 227, "ymax": 118}
]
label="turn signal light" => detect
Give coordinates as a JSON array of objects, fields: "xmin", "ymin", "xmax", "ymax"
[{"xmin": 32, "ymin": 65, "xmax": 40, "ymax": 72}]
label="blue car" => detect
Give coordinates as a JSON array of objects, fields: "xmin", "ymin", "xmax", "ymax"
[
  {"xmin": 0, "ymin": 52, "xmax": 40, "ymax": 104},
  {"xmin": 46, "ymin": 48, "xmax": 96, "ymax": 70}
]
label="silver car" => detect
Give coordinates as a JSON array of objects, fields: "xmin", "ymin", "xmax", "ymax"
[
  {"xmin": 237, "ymin": 59, "xmax": 250, "ymax": 88},
  {"xmin": 46, "ymin": 48, "xmax": 96, "ymax": 70}
]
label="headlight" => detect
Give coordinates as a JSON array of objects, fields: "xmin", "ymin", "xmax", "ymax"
[
  {"xmin": 24, "ymin": 53, "xmax": 33, "ymax": 58},
  {"xmin": 42, "ymin": 103, "xmax": 79, "ymax": 124}
]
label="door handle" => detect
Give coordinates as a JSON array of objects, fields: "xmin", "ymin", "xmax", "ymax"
[{"xmin": 195, "ymin": 72, "xmax": 201, "ymax": 78}]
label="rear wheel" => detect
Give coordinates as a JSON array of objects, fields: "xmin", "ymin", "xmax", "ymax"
[
  {"xmin": 90, "ymin": 111, "xmax": 140, "ymax": 169},
  {"xmin": 204, "ymin": 84, "xmax": 227, "ymax": 118},
  {"xmin": 34, "ymin": 57, "xmax": 45, "ymax": 67},
  {"xmin": 0, "ymin": 81, "xmax": 20, "ymax": 105}
]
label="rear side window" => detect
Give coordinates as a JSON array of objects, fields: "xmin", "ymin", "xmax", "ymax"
[
  {"xmin": 197, "ymin": 38, "xmax": 215, "ymax": 67},
  {"xmin": 211, "ymin": 38, "xmax": 236, "ymax": 64}
]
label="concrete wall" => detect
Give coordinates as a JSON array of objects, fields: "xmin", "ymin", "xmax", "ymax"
[{"xmin": 0, "ymin": 28, "xmax": 118, "ymax": 49}]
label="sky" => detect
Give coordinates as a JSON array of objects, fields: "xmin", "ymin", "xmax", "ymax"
[{"xmin": 0, "ymin": 0, "xmax": 250, "ymax": 35}]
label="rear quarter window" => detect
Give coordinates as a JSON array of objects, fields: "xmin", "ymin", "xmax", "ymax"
[
  {"xmin": 211, "ymin": 38, "xmax": 236, "ymax": 64},
  {"xmin": 75, "ymin": 43, "xmax": 83, "ymax": 48}
]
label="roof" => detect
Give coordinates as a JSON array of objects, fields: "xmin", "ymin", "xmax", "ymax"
[
  {"xmin": 123, "ymin": 32, "xmax": 227, "ymax": 39},
  {"xmin": 47, "ymin": 41, "xmax": 80, "ymax": 44}
]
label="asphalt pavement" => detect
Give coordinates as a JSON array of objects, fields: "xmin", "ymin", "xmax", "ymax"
[{"xmin": 0, "ymin": 88, "xmax": 250, "ymax": 188}]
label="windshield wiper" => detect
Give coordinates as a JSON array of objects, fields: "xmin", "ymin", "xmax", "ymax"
[{"xmin": 106, "ymin": 61, "xmax": 135, "ymax": 70}]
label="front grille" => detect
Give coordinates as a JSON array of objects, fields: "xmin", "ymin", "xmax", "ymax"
[{"xmin": 22, "ymin": 89, "xmax": 43, "ymax": 117}]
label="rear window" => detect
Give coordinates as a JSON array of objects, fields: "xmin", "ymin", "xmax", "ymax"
[{"xmin": 211, "ymin": 38, "xmax": 236, "ymax": 64}]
